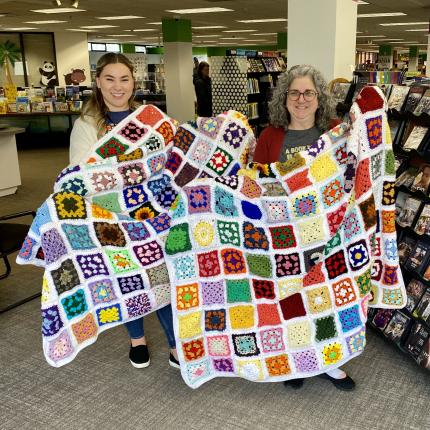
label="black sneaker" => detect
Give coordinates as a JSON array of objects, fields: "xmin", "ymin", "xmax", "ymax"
[
  {"xmin": 318, "ymin": 373, "xmax": 356, "ymax": 391},
  {"xmin": 169, "ymin": 353, "xmax": 180, "ymax": 369},
  {"xmin": 129, "ymin": 345, "xmax": 150, "ymax": 368},
  {"xmin": 283, "ymin": 378, "xmax": 305, "ymax": 389}
]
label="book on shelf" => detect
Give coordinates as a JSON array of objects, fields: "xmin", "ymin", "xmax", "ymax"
[
  {"xmin": 414, "ymin": 204, "xmax": 430, "ymax": 235},
  {"xmin": 405, "ymin": 240, "xmax": 430, "ymax": 273},
  {"xmin": 247, "ymin": 78, "xmax": 260, "ymax": 94},
  {"xmin": 387, "ymin": 85, "xmax": 410, "ymax": 111},
  {"xmin": 16, "ymin": 96, "xmax": 30, "ymax": 113},
  {"xmin": 261, "ymin": 58, "xmax": 281, "ymax": 72},
  {"xmin": 379, "ymin": 83, "xmax": 393, "ymax": 100},
  {"xmin": 31, "ymin": 101, "xmax": 45, "ymax": 112},
  {"xmin": 388, "ymin": 118, "xmax": 402, "ymax": 144},
  {"xmin": 7, "ymin": 103, "xmax": 17, "ymax": 113},
  {"xmin": 404, "ymin": 85, "xmax": 426, "ymax": 113},
  {"xmin": 332, "ymin": 82, "xmax": 351, "ymax": 104},
  {"xmin": 67, "ymin": 100, "xmax": 82, "ymax": 112},
  {"xmin": 54, "ymin": 102, "xmax": 69, "ymax": 112},
  {"xmin": 413, "ymin": 88, "xmax": 430, "ymax": 116},
  {"xmin": 247, "ymin": 102, "xmax": 258, "ymax": 119},
  {"xmin": 276, "ymin": 57, "xmax": 286, "ymax": 70},
  {"xmin": 395, "ymin": 190, "xmax": 409, "ymax": 217},
  {"xmin": 405, "ymin": 279, "xmax": 427, "ymax": 313},
  {"xmin": 42, "ymin": 101, "xmax": 54, "ymax": 113},
  {"xmin": 383, "ymin": 311, "xmax": 411, "ymax": 343},
  {"xmin": 398, "ymin": 236, "xmax": 417, "ymax": 265},
  {"xmin": 402, "ymin": 125, "xmax": 429, "ymax": 151},
  {"xmin": 55, "ymin": 86, "xmax": 66, "ymax": 101},
  {"xmin": 405, "ymin": 322, "xmax": 430, "ymax": 359},
  {"xmin": 395, "ymin": 166, "xmax": 418, "ymax": 188},
  {"xmin": 410, "ymin": 163, "xmax": 430, "ymax": 193},
  {"xmin": 397, "ymin": 196, "xmax": 422, "ymax": 227},
  {"xmin": 413, "ymin": 288, "xmax": 430, "ymax": 324},
  {"xmin": 371, "ymin": 308, "xmax": 395, "ymax": 330},
  {"xmin": 417, "ymin": 338, "xmax": 430, "ymax": 368},
  {"xmin": 247, "ymin": 58, "xmax": 265, "ymax": 73},
  {"xmin": 0, "ymin": 97, "xmax": 7, "ymax": 114}
]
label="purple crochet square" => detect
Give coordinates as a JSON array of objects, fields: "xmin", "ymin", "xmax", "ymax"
[
  {"xmin": 118, "ymin": 274, "xmax": 145, "ymax": 294},
  {"xmin": 42, "ymin": 305, "xmax": 63, "ymax": 337},
  {"xmin": 146, "ymin": 213, "xmax": 171, "ymax": 233},
  {"xmin": 201, "ymin": 280, "xmax": 225, "ymax": 305},
  {"xmin": 122, "ymin": 221, "xmax": 150, "ymax": 241},
  {"xmin": 41, "ymin": 228, "xmax": 68, "ymax": 264},
  {"xmin": 292, "ymin": 349, "xmax": 320, "ymax": 373},
  {"xmin": 76, "ymin": 253, "xmax": 109, "ymax": 279},
  {"xmin": 212, "ymin": 358, "xmax": 234, "ymax": 372},
  {"xmin": 125, "ymin": 293, "xmax": 152, "ymax": 318}
]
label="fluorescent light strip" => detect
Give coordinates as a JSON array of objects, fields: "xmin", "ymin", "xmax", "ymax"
[
  {"xmin": 220, "ymin": 37, "xmax": 245, "ymax": 40},
  {"xmin": 237, "ymin": 18, "xmax": 287, "ymax": 23},
  {"xmin": 31, "ymin": 8, "xmax": 86, "ymax": 13},
  {"xmin": 242, "ymin": 39, "xmax": 268, "ymax": 42},
  {"xmin": 148, "ymin": 22, "xmax": 162, "ymax": 25},
  {"xmin": 81, "ymin": 25, "xmax": 118, "ymax": 29},
  {"xmin": 388, "ymin": 40, "xmax": 418, "ymax": 43},
  {"xmin": 3, "ymin": 27, "xmax": 37, "ymax": 30},
  {"xmin": 251, "ymin": 33, "xmax": 277, "ymax": 36},
  {"xmin": 192, "ymin": 25, "xmax": 226, "ymax": 29},
  {"xmin": 133, "ymin": 29, "xmax": 157, "ymax": 32},
  {"xmin": 67, "ymin": 28, "xmax": 96, "ymax": 32},
  {"xmin": 372, "ymin": 38, "xmax": 404, "ymax": 41},
  {"xmin": 356, "ymin": 35, "xmax": 385, "ymax": 38},
  {"xmin": 106, "ymin": 34, "xmax": 134, "ymax": 37},
  {"xmin": 193, "ymin": 35, "xmax": 221, "ymax": 38},
  {"xmin": 405, "ymin": 29, "xmax": 429, "ymax": 32},
  {"xmin": 222, "ymin": 29, "xmax": 256, "ymax": 33},
  {"xmin": 25, "ymin": 20, "xmax": 67, "ymax": 24},
  {"xmin": 358, "ymin": 12, "xmax": 406, "ymax": 18},
  {"xmin": 166, "ymin": 7, "xmax": 233, "ymax": 14},
  {"xmin": 380, "ymin": 22, "xmax": 427, "ymax": 26},
  {"xmin": 96, "ymin": 16, "xmax": 145, "ymax": 20},
  {"xmin": 356, "ymin": 1, "xmax": 369, "ymax": 4}
]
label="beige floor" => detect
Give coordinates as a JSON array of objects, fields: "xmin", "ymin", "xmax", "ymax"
[{"xmin": 1, "ymin": 145, "xmax": 429, "ymax": 430}]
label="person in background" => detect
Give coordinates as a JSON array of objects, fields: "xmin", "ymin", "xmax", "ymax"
[
  {"xmin": 69, "ymin": 52, "xmax": 179, "ymax": 370},
  {"xmin": 194, "ymin": 61, "xmax": 213, "ymax": 117},
  {"xmin": 192, "ymin": 56, "xmax": 199, "ymax": 84},
  {"xmin": 253, "ymin": 64, "xmax": 354, "ymax": 391}
]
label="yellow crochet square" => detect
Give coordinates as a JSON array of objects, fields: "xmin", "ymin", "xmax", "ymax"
[
  {"xmin": 178, "ymin": 311, "xmax": 202, "ymax": 339},
  {"xmin": 287, "ymin": 320, "xmax": 311, "ymax": 348},
  {"xmin": 384, "ymin": 117, "xmax": 392, "ymax": 145},
  {"xmin": 236, "ymin": 358, "xmax": 264, "ymax": 380},
  {"xmin": 91, "ymin": 203, "xmax": 113, "ymax": 219},
  {"xmin": 229, "ymin": 305, "xmax": 255, "ymax": 329},
  {"xmin": 310, "ymin": 153, "xmax": 338, "ymax": 182},
  {"xmin": 278, "ymin": 278, "xmax": 303, "ymax": 299},
  {"xmin": 305, "ymin": 286, "xmax": 332, "ymax": 314},
  {"xmin": 322, "ymin": 342, "xmax": 343, "ymax": 365},
  {"xmin": 41, "ymin": 275, "xmax": 49, "ymax": 304},
  {"xmin": 297, "ymin": 217, "xmax": 325, "ymax": 246},
  {"xmin": 192, "ymin": 220, "xmax": 216, "ymax": 248}
]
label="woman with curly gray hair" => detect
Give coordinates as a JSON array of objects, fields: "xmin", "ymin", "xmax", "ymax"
[
  {"xmin": 253, "ymin": 64, "xmax": 339, "ymax": 164},
  {"xmin": 254, "ymin": 65, "xmax": 355, "ymax": 391}
]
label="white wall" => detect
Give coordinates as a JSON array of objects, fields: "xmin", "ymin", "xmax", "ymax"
[
  {"xmin": 288, "ymin": 0, "xmax": 357, "ymax": 81},
  {"xmin": 54, "ymin": 32, "xmax": 91, "ymax": 86}
]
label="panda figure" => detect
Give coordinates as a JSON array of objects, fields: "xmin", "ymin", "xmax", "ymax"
[{"xmin": 39, "ymin": 61, "xmax": 58, "ymax": 87}]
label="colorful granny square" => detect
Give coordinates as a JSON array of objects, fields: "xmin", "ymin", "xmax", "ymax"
[
  {"xmin": 252, "ymin": 279, "xmax": 275, "ymax": 300},
  {"xmin": 76, "ymin": 253, "xmax": 110, "ymax": 279},
  {"xmin": 240, "ymin": 175, "xmax": 262, "ymax": 198},
  {"xmin": 275, "ymin": 252, "xmax": 301, "ymax": 277},
  {"xmin": 257, "ymin": 303, "xmax": 281, "ymax": 327},
  {"xmin": 61, "ymin": 224, "xmax": 94, "ymax": 250},
  {"xmin": 322, "ymin": 342, "xmax": 343, "ymax": 366},
  {"xmin": 205, "ymin": 309, "xmax": 226, "ymax": 331},
  {"xmin": 338, "ymin": 305, "xmax": 362, "ymax": 333},
  {"xmin": 212, "ymin": 358, "xmax": 234, "ymax": 373},
  {"xmin": 41, "ymin": 228, "xmax": 68, "ymax": 264},
  {"xmin": 105, "ymin": 249, "xmax": 139, "ymax": 274},
  {"xmin": 303, "ymin": 246, "xmax": 325, "ymax": 271},
  {"xmin": 96, "ymin": 303, "xmax": 122, "ymax": 326},
  {"xmin": 292, "ymin": 349, "xmax": 320, "ymax": 373},
  {"xmin": 42, "ymin": 305, "xmax": 63, "ymax": 336},
  {"xmin": 226, "ymin": 279, "xmax": 251, "ymax": 303},
  {"xmin": 206, "ymin": 147, "xmax": 233, "ymax": 175},
  {"xmin": 279, "ymin": 293, "xmax": 306, "ymax": 321},
  {"xmin": 207, "ymin": 335, "xmax": 231, "ymax": 356},
  {"xmin": 314, "ymin": 315, "xmax": 337, "ymax": 342},
  {"xmin": 269, "ymin": 225, "xmax": 297, "ymax": 249},
  {"xmin": 185, "ymin": 185, "xmax": 212, "ymax": 214},
  {"xmin": 220, "ymin": 248, "xmax": 246, "ymax": 275},
  {"xmin": 123, "ymin": 185, "xmax": 148, "ymax": 209},
  {"xmin": 94, "ymin": 222, "xmax": 126, "ymax": 247},
  {"xmin": 197, "ymin": 250, "xmax": 221, "ymax": 277},
  {"xmin": 173, "ymin": 255, "xmax": 196, "ymax": 280},
  {"xmin": 260, "ymin": 327, "xmax": 285, "ymax": 353},
  {"xmin": 136, "ymin": 105, "xmax": 164, "ymax": 127},
  {"xmin": 156, "ymin": 121, "xmax": 175, "ymax": 144},
  {"xmin": 117, "ymin": 148, "xmax": 144, "ymax": 162},
  {"xmin": 176, "ymin": 283, "xmax": 199, "ymax": 310},
  {"xmin": 201, "ymin": 280, "xmax": 225, "ymax": 305},
  {"xmin": 178, "ymin": 311, "xmax": 202, "ymax": 339},
  {"xmin": 326, "ymin": 204, "xmax": 347, "ymax": 236},
  {"xmin": 117, "ymin": 274, "xmax": 145, "ymax": 294},
  {"xmin": 199, "ymin": 116, "xmax": 223, "ymax": 138},
  {"xmin": 119, "ymin": 121, "xmax": 147, "ymax": 143},
  {"xmin": 47, "ymin": 331, "xmax": 73, "ymax": 363},
  {"xmin": 331, "ymin": 278, "xmax": 357, "ymax": 307},
  {"xmin": 370, "ymin": 151, "xmax": 383, "ymax": 181},
  {"xmin": 133, "ymin": 241, "xmax": 164, "ymax": 266},
  {"xmin": 355, "ymin": 158, "xmax": 372, "ymax": 199},
  {"xmin": 347, "ymin": 239, "xmax": 370, "ymax": 271},
  {"xmin": 165, "ymin": 151, "xmax": 182, "ymax": 175},
  {"xmin": 292, "ymin": 191, "xmax": 319, "ymax": 218},
  {"xmin": 53, "ymin": 192, "xmax": 87, "ymax": 220},
  {"xmin": 381, "ymin": 210, "xmax": 395, "ymax": 233},
  {"xmin": 265, "ymin": 354, "xmax": 291, "ymax": 377},
  {"xmin": 189, "ymin": 138, "xmax": 215, "ymax": 166},
  {"xmin": 175, "ymin": 163, "xmax": 200, "ymax": 188},
  {"xmin": 92, "ymin": 193, "xmax": 121, "ymax": 213},
  {"xmin": 125, "ymin": 293, "xmax": 152, "ymax": 318},
  {"xmin": 118, "ymin": 163, "xmax": 146, "ymax": 186},
  {"xmin": 229, "ymin": 305, "xmax": 255, "ymax": 329},
  {"xmin": 342, "ymin": 209, "xmax": 362, "ymax": 243},
  {"xmin": 222, "ymin": 122, "xmax": 247, "ymax": 149},
  {"xmin": 214, "ymin": 186, "xmax": 238, "ymax": 217},
  {"xmin": 243, "ymin": 222, "xmax": 269, "ymax": 250},
  {"xmin": 287, "ymin": 320, "xmax": 311, "ymax": 348},
  {"xmin": 192, "ymin": 220, "xmax": 216, "ymax": 248},
  {"xmin": 60, "ymin": 177, "xmax": 88, "ymax": 196},
  {"xmin": 121, "ymin": 222, "xmax": 150, "ymax": 242},
  {"xmin": 61, "ymin": 289, "xmax": 88, "ymax": 320},
  {"xmin": 246, "ymin": 253, "xmax": 272, "ymax": 278},
  {"xmin": 382, "ymin": 181, "xmax": 395, "ymax": 205},
  {"xmin": 382, "ymin": 288, "xmax": 403, "ymax": 305},
  {"xmin": 71, "ymin": 313, "xmax": 97, "ymax": 344},
  {"xmin": 232, "ymin": 333, "xmax": 260, "ymax": 357},
  {"xmin": 277, "ymin": 278, "xmax": 303, "ymax": 300},
  {"xmin": 321, "ymin": 177, "xmax": 344, "ymax": 209},
  {"xmin": 366, "ymin": 116, "xmax": 383, "ymax": 149},
  {"xmin": 325, "ymin": 250, "xmax": 348, "ymax": 280},
  {"xmin": 217, "ymin": 220, "xmax": 241, "ymax": 246},
  {"xmin": 50, "ymin": 259, "xmax": 80, "ymax": 295},
  {"xmin": 88, "ymin": 279, "xmax": 117, "ymax": 305},
  {"xmin": 236, "ymin": 359, "xmax": 264, "ymax": 380},
  {"xmin": 262, "ymin": 200, "xmax": 290, "ymax": 223},
  {"xmin": 345, "ymin": 329, "xmax": 366, "ymax": 354},
  {"xmin": 165, "ymin": 223, "xmax": 192, "ymax": 255},
  {"xmin": 182, "ymin": 338, "xmax": 206, "ymax": 362},
  {"xmin": 174, "ymin": 126, "xmax": 196, "ymax": 155},
  {"xmin": 241, "ymin": 201, "xmax": 263, "ymax": 220},
  {"xmin": 382, "ymin": 265, "xmax": 399, "ymax": 286},
  {"xmin": 147, "ymin": 153, "xmax": 166, "ymax": 176},
  {"xmin": 305, "ymin": 286, "xmax": 332, "ymax": 314},
  {"xmin": 96, "ymin": 137, "xmax": 129, "ymax": 159}
]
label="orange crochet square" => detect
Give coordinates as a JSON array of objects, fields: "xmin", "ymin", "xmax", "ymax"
[
  {"xmin": 332, "ymin": 278, "xmax": 357, "ymax": 307},
  {"xmin": 265, "ymin": 354, "xmax": 291, "ymax": 376},
  {"xmin": 381, "ymin": 210, "xmax": 395, "ymax": 233},
  {"xmin": 72, "ymin": 313, "xmax": 97, "ymax": 344},
  {"xmin": 285, "ymin": 169, "xmax": 312, "ymax": 193},
  {"xmin": 176, "ymin": 283, "xmax": 199, "ymax": 310},
  {"xmin": 182, "ymin": 338, "xmax": 205, "ymax": 361}
]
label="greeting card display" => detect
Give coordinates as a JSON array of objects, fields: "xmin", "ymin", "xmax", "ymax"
[
  {"xmin": 414, "ymin": 204, "xmax": 430, "ymax": 235},
  {"xmin": 405, "ymin": 279, "xmax": 427, "ymax": 313}
]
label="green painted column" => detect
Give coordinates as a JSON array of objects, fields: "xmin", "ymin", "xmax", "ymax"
[
  {"xmin": 378, "ymin": 45, "xmax": 393, "ymax": 70},
  {"xmin": 409, "ymin": 45, "xmax": 419, "ymax": 72},
  {"xmin": 162, "ymin": 18, "xmax": 195, "ymax": 122},
  {"xmin": 277, "ymin": 32, "xmax": 287, "ymax": 51}
]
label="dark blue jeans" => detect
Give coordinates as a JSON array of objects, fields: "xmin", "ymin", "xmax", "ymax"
[{"xmin": 125, "ymin": 304, "xmax": 176, "ymax": 348}]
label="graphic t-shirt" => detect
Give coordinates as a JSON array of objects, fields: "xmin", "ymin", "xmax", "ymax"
[
  {"xmin": 279, "ymin": 126, "xmax": 321, "ymax": 162},
  {"xmin": 105, "ymin": 110, "xmax": 131, "ymax": 132}
]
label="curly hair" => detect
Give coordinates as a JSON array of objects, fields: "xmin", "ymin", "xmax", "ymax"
[{"xmin": 268, "ymin": 64, "xmax": 335, "ymax": 131}]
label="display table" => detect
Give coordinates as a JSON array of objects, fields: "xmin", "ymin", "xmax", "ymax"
[{"xmin": 0, "ymin": 127, "xmax": 25, "ymax": 197}]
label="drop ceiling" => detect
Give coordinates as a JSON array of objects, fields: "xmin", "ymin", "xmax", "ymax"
[{"xmin": 0, "ymin": 0, "xmax": 429, "ymax": 50}]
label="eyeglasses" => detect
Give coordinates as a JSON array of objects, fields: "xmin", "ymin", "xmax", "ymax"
[{"xmin": 286, "ymin": 89, "xmax": 318, "ymax": 101}]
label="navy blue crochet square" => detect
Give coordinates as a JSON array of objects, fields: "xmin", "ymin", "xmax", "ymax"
[
  {"xmin": 123, "ymin": 185, "xmax": 148, "ymax": 209},
  {"xmin": 154, "ymin": 184, "xmax": 178, "ymax": 209},
  {"xmin": 165, "ymin": 151, "xmax": 182, "ymax": 175},
  {"xmin": 147, "ymin": 174, "xmax": 170, "ymax": 196},
  {"xmin": 42, "ymin": 305, "xmax": 63, "ymax": 336},
  {"xmin": 60, "ymin": 177, "xmax": 88, "ymax": 196},
  {"xmin": 118, "ymin": 274, "xmax": 145, "ymax": 294},
  {"xmin": 241, "ymin": 200, "xmax": 263, "ymax": 220},
  {"xmin": 338, "ymin": 305, "xmax": 362, "ymax": 333},
  {"xmin": 146, "ymin": 213, "xmax": 171, "ymax": 233}
]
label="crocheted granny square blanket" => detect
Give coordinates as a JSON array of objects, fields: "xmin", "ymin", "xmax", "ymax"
[
  {"xmin": 166, "ymin": 86, "xmax": 406, "ymax": 388},
  {"xmin": 17, "ymin": 104, "xmax": 255, "ymax": 367}
]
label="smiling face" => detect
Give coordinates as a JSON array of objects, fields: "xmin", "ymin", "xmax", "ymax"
[
  {"xmin": 96, "ymin": 63, "xmax": 134, "ymax": 112},
  {"xmin": 286, "ymin": 75, "xmax": 319, "ymax": 129}
]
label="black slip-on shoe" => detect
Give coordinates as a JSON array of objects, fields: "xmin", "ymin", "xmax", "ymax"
[
  {"xmin": 283, "ymin": 378, "xmax": 305, "ymax": 389},
  {"xmin": 169, "ymin": 353, "xmax": 180, "ymax": 369},
  {"xmin": 129, "ymin": 344, "xmax": 150, "ymax": 368},
  {"xmin": 318, "ymin": 373, "xmax": 356, "ymax": 391}
]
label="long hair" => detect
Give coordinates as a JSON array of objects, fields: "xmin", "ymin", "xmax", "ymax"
[
  {"xmin": 81, "ymin": 52, "xmax": 136, "ymax": 137},
  {"xmin": 268, "ymin": 64, "xmax": 335, "ymax": 131},
  {"xmin": 197, "ymin": 61, "xmax": 210, "ymax": 79}
]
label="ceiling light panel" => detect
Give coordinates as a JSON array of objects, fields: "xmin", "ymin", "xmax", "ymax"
[
  {"xmin": 81, "ymin": 25, "xmax": 118, "ymax": 28},
  {"xmin": 166, "ymin": 7, "xmax": 233, "ymax": 14},
  {"xmin": 237, "ymin": 18, "xmax": 287, "ymax": 23},
  {"xmin": 96, "ymin": 16, "xmax": 145, "ymax": 20},
  {"xmin": 222, "ymin": 29, "xmax": 256, "ymax": 33},
  {"xmin": 31, "ymin": 8, "xmax": 85, "ymax": 13},
  {"xmin": 67, "ymin": 28, "xmax": 96, "ymax": 31},
  {"xmin": 192, "ymin": 25, "xmax": 226, "ymax": 29},
  {"xmin": 356, "ymin": 35, "xmax": 385, "ymax": 38},
  {"xmin": 3, "ymin": 27, "xmax": 37, "ymax": 30},
  {"xmin": 358, "ymin": 12, "xmax": 406, "ymax": 18},
  {"xmin": 380, "ymin": 22, "xmax": 427, "ymax": 26},
  {"xmin": 133, "ymin": 29, "xmax": 157, "ymax": 32},
  {"xmin": 25, "ymin": 20, "xmax": 67, "ymax": 24}
]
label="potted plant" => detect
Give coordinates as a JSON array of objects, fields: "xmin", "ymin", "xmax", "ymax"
[{"xmin": 0, "ymin": 40, "xmax": 21, "ymax": 102}]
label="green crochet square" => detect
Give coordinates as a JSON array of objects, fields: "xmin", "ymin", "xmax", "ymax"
[
  {"xmin": 315, "ymin": 315, "xmax": 337, "ymax": 342},
  {"xmin": 165, "ymin": 223, "xmax": 192, "ymax": 255},
  {"xmin": 384, "ymin": 149, "xmax": 395, "ymax": 175},
  {"xmin": 324, "ymin": 231, "xmax": 341, "ymax": 256},
  {"xmin": 217, "ymin": 220, "xmax": 241, "ymax": 246},
  {"xmin": 226, "ymin": 279, "xmax": 251, "ymax": 303},
  {"xmin": 92, "ymin": 193, "xmax": 121, "ymax": 213},
  {"xmin": 246, "ymin": 254, "xmax": 272, "ymax": 278},
  {"xmin": 355, "ymin": 269, "xmax": 372, "ymax": 297}
]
